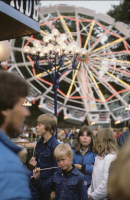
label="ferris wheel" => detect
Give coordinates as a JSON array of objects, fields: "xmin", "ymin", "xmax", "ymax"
[{"xmin": 5, "ymin": 4, "xmax": 130, "ymax": 128}]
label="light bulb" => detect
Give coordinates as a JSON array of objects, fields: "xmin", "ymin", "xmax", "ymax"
[
  {"xmin": 81, "ymin": 48, "xmax": 87, "ymax": 55},
  {"xmin": 60, "ymin": 33, "xmax": 67, "ymax": 41},
  {"xmin": 67, "ymin": 45, "xmax": 73, "ymax": 53},
  {"xmin": 55, "ymin": 45, "xmax": 60, "ymax": 54},
  {"xmin": 30, "ymin": 47, "xmax": 36, "ymax": 55},
  {"xmin": 43, "ymin": 47, "xmax": 49, "ymax": 55},
  {"xmin": 36, "ymin": 45, "xmax": 42, "ymax": 53},
  {"xmin": 33, "ymin": 40, "xmax": 40, "ymax": 47},
  {"xmin": 47, "ymin": 34, "xmax": 54, "ymax": 42},
  {"xmin": 23, "ymin": 46, "xmax": 30, "ymax": 53},
  {"xmin": 57, "ymin": 37, "xmax": 63, "ymax": 45},
  {"xmin": 74, "ymin": 47, "xmax": 81, "ymax": 55},
  {"xmin": 52, "ymin": 29, "xmax": 59, "ymax": 37},
  {"xmin": 43, "ymin": 36, "xmax": 49, "ymax": 44},
  {"xmin": 71, "ymin": 42, "xmax": 78, "ymax": 50},
  {"xmin": 48, "ymin": 44, "xmax": 54, "ymax": 53},
  {"xmin": 60, "ymin": 43, "xmax": 67, "ymax": 51},
  {"xmin": 39, "ymin": 52, "xmax": 44, "ymax": 57}
]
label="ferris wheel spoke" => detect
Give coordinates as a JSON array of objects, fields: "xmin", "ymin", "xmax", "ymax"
[
  {"xmin": 56, "ymin": 8, "xmax": 74, "ymax": 42},
  {"xmin": 93, "ymin": 57, "xmax": 130, "ymax": 65},
  {"xmin": 100, "ymin": 62, "xmax": 130, "ymax": 78},
  {"xmin": 98, "ymin": 66, "xmax": 130, "ymax": 89},
  {"xmin": 75, "ymin": 11, "xmax": 82, "ymax": 47},
  {"xmin": 66, "ymin": 63, "xmax": 81, "ymax": 97},
  {"xmin": 90, "ymin": 64, "xmax": 128, "ymax": 105},
  {"xmin": 92, "ymin": 38, "xmax": 123, "ymax": 53},
  {"xmin": 84, "ymin": 20, "xmax": 95, "ymax": 49}
]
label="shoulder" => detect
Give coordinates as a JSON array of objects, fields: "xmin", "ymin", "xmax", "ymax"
[
  {"xmin": 104, "ymin": 153, "xmax": 117, "ymax": 162},
  {"xmin": 51, "ymin": 137, "xmax": 60, "ymax": 148}
]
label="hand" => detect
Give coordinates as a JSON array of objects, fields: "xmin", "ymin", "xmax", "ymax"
[
  {"xmin": 74, "ymin": 164, "xmax": 82, "ymax": 170},
  {"xmin": 50, "ymin": 191, "xmax": 55, "ymax": 198},
  {"xmin": 33, "ymin": 167, "xmax": 40, "ymax": 181},
  {"xmin": 28, "ymin": 157, "xmax": 37, "ymax": 170},
  {"xmin": 88, "ymin": 196, "xmax": 90, "ymax": 200}
]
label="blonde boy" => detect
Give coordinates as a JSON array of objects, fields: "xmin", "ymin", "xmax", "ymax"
[{"xmin": 32, "ymin": 143, "xmax": 88, "ymax": 200}]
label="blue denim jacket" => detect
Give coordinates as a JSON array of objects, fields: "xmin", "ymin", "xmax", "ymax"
[
  {"xmin": 35, "ymin": 135, "xmax": 59, "ymax": 178},
  {"xmin": 32, "ymin": 166, "xmax": 88, "ymax": 200},
  {"xmin": 72, "ymin": 148, "xmax": 97, "ymax": 185}
]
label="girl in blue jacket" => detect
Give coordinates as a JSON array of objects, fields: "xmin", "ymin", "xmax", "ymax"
[{"xmin": 72, "ymin": 124, "xmax": 97, "ymax": 188}]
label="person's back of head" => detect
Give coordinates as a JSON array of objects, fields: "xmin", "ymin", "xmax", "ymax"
[
  {"xmin": 107, "ymin": 138, "xmax": 130, "ymax": 200},
  {"xmin": 37, "ymin": 113, "xmax": 57, "ymax": 135},
  {"xmin": 94, "ymin": 128, "xmax": 118, "ymax": 156},
  {"xmin": 18, "ymin": 147, "xmax": 27, "ymax": 164}
]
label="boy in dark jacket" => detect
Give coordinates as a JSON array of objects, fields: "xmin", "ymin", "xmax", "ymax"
[
  {"xmin": 29, "ymin": 113, "xmax": 59, "ymax": 200},
  {"xmin": 32, "ymin": 143, "xmax": 88, "ymax": 200}
]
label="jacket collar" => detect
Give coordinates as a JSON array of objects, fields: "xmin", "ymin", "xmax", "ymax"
[
  {"xmin": 39, "ymin": 135, "xmax": 55, "ymax": 147},
  {"xmin": 0, "ymin": 129, "xmax": 22, "ymax": 154},
  {"xmin": 57, "ymin": 165, "xmax": 79, "ymax": 176}
]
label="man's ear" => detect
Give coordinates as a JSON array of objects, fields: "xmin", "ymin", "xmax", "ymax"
[{"xmin": 1, "ymin": 110, "xmax": 10, "ymax": 117}]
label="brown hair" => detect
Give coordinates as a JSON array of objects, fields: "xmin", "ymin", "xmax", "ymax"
[
  {"xmin": 94, "ymin": 128, "xmax": 118, "ymax": 156},
  {"xmin": 75, "ymin": 124, "xmax": 94, "ymax": 154},
  {"xmin": 107, "ymin": 138, "xmax": 130, "ymax": 200},
  {"xmin": 37, "ymin": 113, "xmax": 57, "ymax": 135},
  {"xmin": 0, "ymin": 71, "xmax": 29, "ymax": 125}
]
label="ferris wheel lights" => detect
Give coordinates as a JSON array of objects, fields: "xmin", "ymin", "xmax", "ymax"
[
  {"xmin": 52, "ymin": 29, "xmax": 59, "ymax": 37},
  {"xmin": 30, "ymin": 47, "xmax": 36, "ymax": 55},
  {"xmin": 33, "ymin": 40, "xmax": 40, "ymax": 47},
  {"xmin": 81, "ymin": 48, "xmax": 87, "ymax": 55},
  {"xmin": 23, "ymin": 46, "xmax": 30, "ymax": 53}
]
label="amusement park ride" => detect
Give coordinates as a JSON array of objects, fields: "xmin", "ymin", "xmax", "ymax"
[{"xmin": 3, "ymin": 4, "xmax": 130, "ymax": 129}]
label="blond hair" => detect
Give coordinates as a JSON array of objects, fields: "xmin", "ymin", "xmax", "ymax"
[
  {"xmin": 107, "ymin": 138, "xmax": 130, "ymax": 200},
  {"xmin": 54, "ymin": 143, "xmax": 73, "ymax": 160},
  {"xmin": 37, "ymin": 113, "xmax": 57, "ymax": 135},
  {"xmin": 94, "ymin": 128, "xmax": 118, "ymax": 156},
  {"xmin": 18, "ymin": 148, "xmax": 27, "ymax": 164}
]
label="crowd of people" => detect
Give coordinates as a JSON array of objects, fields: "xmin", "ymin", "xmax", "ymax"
[{"xmin": 1, "ymin": 70, "xmax": 130, "ymax": 200}]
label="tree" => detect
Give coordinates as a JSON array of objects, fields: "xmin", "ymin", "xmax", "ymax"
[{"xmin": 107, "ymin": 0, "xmax": 130, "ymax": 26}]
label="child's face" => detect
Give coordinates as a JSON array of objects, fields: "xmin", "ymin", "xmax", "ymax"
[
  {"xmin": 56, "ymin": 155, "xmax": 73, "ymax": 172},
  {"xmin": 79, "ymin": 131, "xmax": 91, "ymax": 148},
  {"xmin": 36, "ymin": 123, "xmax": 46, "ymax": 136}
]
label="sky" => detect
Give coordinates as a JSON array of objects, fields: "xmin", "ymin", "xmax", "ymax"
[{"xmin": 41, "ymin": 1, "xmax": 121, "ymax": 14}]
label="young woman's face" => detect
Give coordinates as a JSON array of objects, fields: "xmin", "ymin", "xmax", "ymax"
[{"xmin": 79, "ymin": 131, "xmax": 91, "ymax": 148}]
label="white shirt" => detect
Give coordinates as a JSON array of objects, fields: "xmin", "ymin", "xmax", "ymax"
[{"xmin": 88, "ymin": 152, "xmax": 117, "ymax": 200}]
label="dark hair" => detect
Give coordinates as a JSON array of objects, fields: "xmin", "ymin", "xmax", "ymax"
[
  {"xmin": 94, "ymin": 128, "xmax": 118, "ymax": 156},
  {"xmin": 75, "ymin": 124, "xmax": 94, "ymax": 153},
  {"xmin": 0, "ymin": 71, "xmax": 29, "ymax": 125}
]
